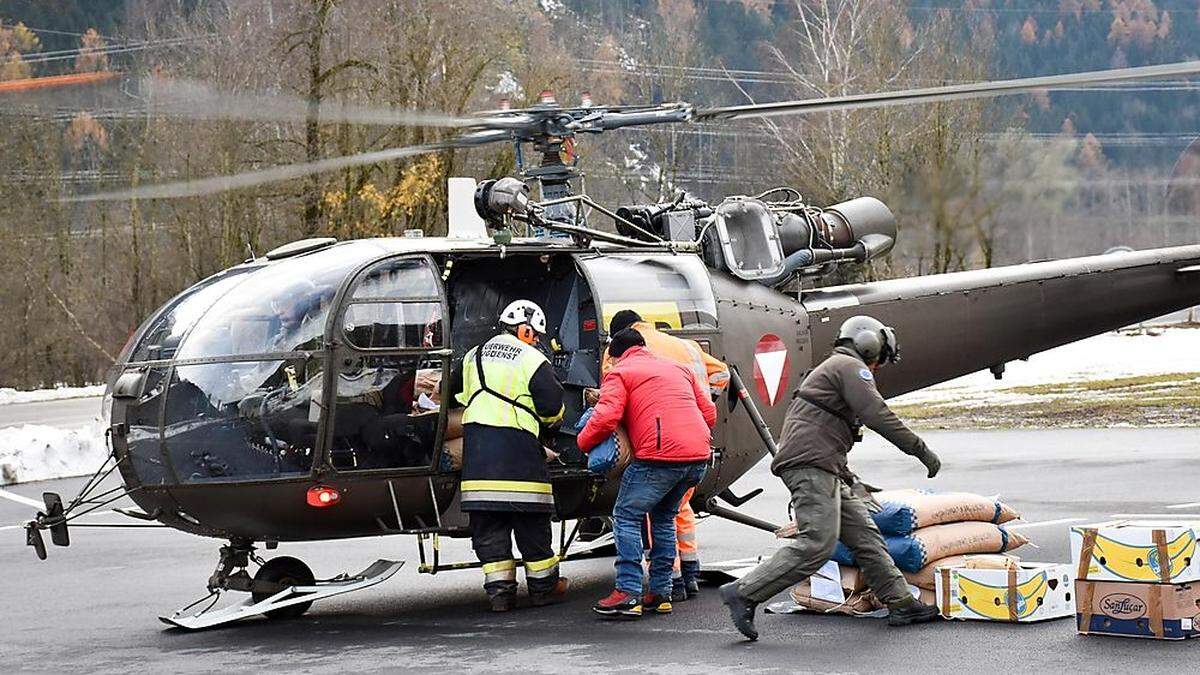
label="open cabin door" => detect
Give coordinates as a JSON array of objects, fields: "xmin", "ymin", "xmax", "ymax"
[
  {"xmin": 322, "ymin": 254, "xmax": 451, "ymax": 475},
  {"xmin": 574, "ymin": 253, "xmax": 727, "ymax": 449}
]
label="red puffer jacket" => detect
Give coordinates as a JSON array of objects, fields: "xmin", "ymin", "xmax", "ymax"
[{"xmin": 577, "ymin": 346, "xmax": 716, "ymax": 463}]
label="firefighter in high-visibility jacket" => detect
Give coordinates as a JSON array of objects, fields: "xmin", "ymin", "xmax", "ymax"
[
  {"xmin": 456, "ymin": 300, "xmax": 568, "ymax": 612},
  {"xmin": 599, "ymin": 309, "xmax": 730, "ymax": 602}
]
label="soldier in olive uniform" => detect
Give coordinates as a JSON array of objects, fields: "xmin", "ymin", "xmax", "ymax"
[{"xmin": 720, "ymin": 316, "xmax": 942, "ymax": 640}]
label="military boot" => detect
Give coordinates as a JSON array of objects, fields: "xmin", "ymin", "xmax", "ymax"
[
  {"xmin": 886, "ymin": 596, "xmax": 940, "ymax": 626},
  {"xmin": 719, "ymin": 582, "xmax": 758, "ymax": 641}
]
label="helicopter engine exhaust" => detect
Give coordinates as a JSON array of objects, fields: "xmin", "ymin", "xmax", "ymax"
[
  {"xmin": 708, "ymin": 195, "xmax": 896, "ymax": 285},
  {"xmin": 780, "ymin": 196, "xmax": 898, "ymax": 267}
]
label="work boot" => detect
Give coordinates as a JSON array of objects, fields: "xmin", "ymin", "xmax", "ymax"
[
  {"xmin": 642, "ymin": 592, "xmax": 673, "ymax": 615},
  {"xmin": 685, "ymin": 578, "xmax": 701, "ymax": 598},
  {"xmin": 886, "ymin": 596, "xmax": 940, "ymax": 626},
  {"xmin": 671, "ymin": 578, "xmax": 689, "ymax": 603},
  {"xmin": 530, "ymin": 577, "xmax": 571, "ymax": 607},
  {"xmin": 719, "ymin": 582, "xmax": 758, "ymax": 641},
  {"xmin": 489, "ymin": 593, "xmax": 517, "ymax": 613},
  {"xmin": 592, "ymin": 589, "xmax": 642, "ymax": 619}
]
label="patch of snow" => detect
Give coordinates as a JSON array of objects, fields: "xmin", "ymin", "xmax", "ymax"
[
  {"xmin": 0, "ymin": 422, "xmax": 107, "ymax": 485},
  {"xmin": 892, "ymin": 327, "xmax": 1200, "ymax": 408},
  {"xmin": 538, "ymin": 0, "xmax": 565, "ymax": 16},
  {"xmin": 0, "ymin": 384, "xmax": 105, "ymax": 406}
]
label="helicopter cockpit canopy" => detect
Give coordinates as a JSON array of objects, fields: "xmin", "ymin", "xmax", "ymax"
[{"xmin": 109, "ymin": 240, "xmax": 451, "ymax": 488}]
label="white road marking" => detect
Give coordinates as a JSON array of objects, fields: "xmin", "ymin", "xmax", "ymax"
[
  {"xmin": 1006, "ymin": 517, "xmax": 1085, "ymax": 530},
  {"xmin": 1166, "ymin": 502, "xmax": 1200, "ymax": 509},
  {"xmin": 1109, "ymin": 513, "xmax": 1200, "ymax": 519},
  {"xmin": 0, "ymin": 487, "xmax": 44, "ymax": 509}
]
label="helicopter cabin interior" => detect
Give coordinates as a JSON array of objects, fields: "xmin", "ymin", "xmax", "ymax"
[{"xmin": 110, "ymin": 242, "xmax": 721, "ymax": 494}]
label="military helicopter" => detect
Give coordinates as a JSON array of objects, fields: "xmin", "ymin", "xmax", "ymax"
[{"xmin": 16, "ymin": 60, "xmax": 1200, "ymax": 629}]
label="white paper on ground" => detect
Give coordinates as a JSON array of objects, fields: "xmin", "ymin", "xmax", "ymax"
[{"xmin": 810, "ymin": 560, "xmax": 846, "ymax": 604}]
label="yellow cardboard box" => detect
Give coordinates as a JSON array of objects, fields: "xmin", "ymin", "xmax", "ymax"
[
  {"xmin": 935, "ymin": 562, "xmax": 1074, "ymax": 622},
  {"xmin": 1070, "ymin": 520, "xmax": 1200, "ymax": 584}
]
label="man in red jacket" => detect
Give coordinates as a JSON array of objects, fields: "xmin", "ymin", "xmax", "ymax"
[{"xmin": 577, "ymin": 328, "xmax": 716, "ymax": 619}]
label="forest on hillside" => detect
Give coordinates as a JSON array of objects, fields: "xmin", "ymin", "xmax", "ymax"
[{"xmin": 2, "ymin": 0, "xmax": 1200, "ymax": 388}]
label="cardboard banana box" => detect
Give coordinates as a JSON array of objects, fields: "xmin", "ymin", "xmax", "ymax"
[
  {"xmin": 935, "ymin": 562, "xmax": 1074, "ymax": 622},
  {"xmin": 1076, "ymin": 579, "xmax": 1200, "ymax": 640},
  {"xmin": 1070, "ymin": 520, "xmax": 1200, "ymax": 584}
]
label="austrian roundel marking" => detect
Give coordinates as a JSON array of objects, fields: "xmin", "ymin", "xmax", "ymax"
[{"xmin": 752, "ymin": 334, "xmax": 791, "ymax": 406}]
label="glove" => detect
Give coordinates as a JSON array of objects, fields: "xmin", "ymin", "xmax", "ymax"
[{"xmin": 911, "ymin": 440, "xmax": 941, "ymax": 478}]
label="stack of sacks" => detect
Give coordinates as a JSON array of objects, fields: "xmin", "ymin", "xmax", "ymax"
[{"xmin": 782, "ymin": 490, "xmax": 1027, "ymax": 612}]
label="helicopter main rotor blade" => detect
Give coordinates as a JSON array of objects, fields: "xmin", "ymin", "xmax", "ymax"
[
  {"xmin": 142, "ymin": 77, "xmax": 500, "ymax": 129},
  {"xmin": 64, "ymin": 144, "xmax": 422, "ymax": 202},
  {"xmin": 696, "ymin": 60, "xmax": 1200, "ymax": 121},
  {"xmin": 64, "ymin": 128, "xmax": 512, "ymax": 202}
]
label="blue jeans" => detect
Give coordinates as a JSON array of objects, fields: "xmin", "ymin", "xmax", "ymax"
[{"xmin": 613, "ymin": 460, "xmax": 708, "ymax": 596}]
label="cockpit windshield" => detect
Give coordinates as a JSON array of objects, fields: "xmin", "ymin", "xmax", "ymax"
[{"xmin": 174, "ymin": 241, "xmax": 387, "ymax": 360}]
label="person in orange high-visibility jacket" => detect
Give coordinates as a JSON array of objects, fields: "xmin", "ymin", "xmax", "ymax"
[{"xmin": 597, "ymin": 309, "xmax": 729, "ymax": 601}]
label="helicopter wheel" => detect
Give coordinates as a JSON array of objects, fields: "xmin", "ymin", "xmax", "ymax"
[{"xmin": 252, "ymin": 556, "xmax": 314, "ymax": 620}]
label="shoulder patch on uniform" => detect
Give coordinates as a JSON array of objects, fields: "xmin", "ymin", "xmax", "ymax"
[{"xmin": 858, "ymin": 367, "xmax": 874, "ymax": 381}]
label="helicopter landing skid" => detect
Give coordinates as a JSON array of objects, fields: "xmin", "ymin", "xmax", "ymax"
[{"xmin": 160, "ymin": 559, "xmax": 404, "ymax": 631}]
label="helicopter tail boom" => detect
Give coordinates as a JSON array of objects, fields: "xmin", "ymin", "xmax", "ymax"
[{"xmin": 801, "ymin": 244, "xmax": 1200, "ymax": 397}]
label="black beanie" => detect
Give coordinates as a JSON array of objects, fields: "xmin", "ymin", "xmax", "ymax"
[
  {"xmin": 609, "ymin": 328, "xmax": 646, "ymax": 358},
  {"xmin": 609, "ymin": 309, "xmax": 642, "ymax": 336}
]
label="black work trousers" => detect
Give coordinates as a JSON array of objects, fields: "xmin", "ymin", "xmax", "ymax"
[{"xmin": 469, "ymin": 511, "xmax": 560, "ymax": 598}]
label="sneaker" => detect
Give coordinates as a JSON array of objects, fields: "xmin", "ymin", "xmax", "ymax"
[
  {"xmin": 671, "ymin": 579, "xmax": 689, "ymax": 603},
  {"xmin": 490, "ymin": 593, "xmax": 516, "ymax": 613},
  {"xmin": 592, "ymin": 589, "xmax": 642, "ymax": 619},
  {"xmin": 886, "ymin": 597, "xmax": 940, "ymax": 626},
  {"xmin": 642, "ymin": 592, "xmax": 673, "ymax": 614},
  {"xmin": 719, "ymin": 582, "xmax": 758, "ymax": 641},
  {"xmin": 530, "ymin": 577, "xmax": 571, "ymax": 607}
]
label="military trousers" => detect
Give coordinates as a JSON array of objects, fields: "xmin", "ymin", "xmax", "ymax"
[{"xmin": 736, "ymin": 465, "xmax": 909, "ymax": 605}]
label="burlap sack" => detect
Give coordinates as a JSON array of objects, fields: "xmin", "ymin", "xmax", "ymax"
[
  {"xmin": 872, "ymin": 489, "xmax": 1020, "ymax": 534},
  {"xmin": 904, "ymin": 553, "xmax": 1022, "ymax": 590},
  {"xmin": 444, "ymin": 436, "xmax": 464, "ymax": 470},
  {"xmin": 834, "ymin": 522, "xmax": 1028, "ymax": 572},
  {"xmin": 444, "ymin": 408, "xmax": 464, "ymax": 440},
  {"xmin": 909, "ymin": 522, "xmax": 1028, "ymax": 569}
]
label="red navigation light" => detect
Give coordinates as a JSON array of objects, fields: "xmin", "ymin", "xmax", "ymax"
[{"xmin": 306, "ymin": 486, "xmax": 341, "ymax": 508}]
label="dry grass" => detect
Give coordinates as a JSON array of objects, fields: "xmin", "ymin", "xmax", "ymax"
[{"xmin": 893, "ymin": 372, "xmax": 1200, "ymax": 429}]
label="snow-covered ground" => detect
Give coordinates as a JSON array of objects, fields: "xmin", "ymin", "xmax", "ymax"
[
  {"xmin": 0, "ymin": 422, "xmax": 107, "ymax": 485},
  {"xmin": 0, "ymin": 384, "xmax": 105, "ymax": 406},
  {"xmin": 892, "ymin": 326, "xmax": 1200, "ymax": 410}
]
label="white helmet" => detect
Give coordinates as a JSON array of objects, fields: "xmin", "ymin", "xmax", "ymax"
[{"xmin": 499, "ymin": 299, "xmax": 547, "ymax": 334}]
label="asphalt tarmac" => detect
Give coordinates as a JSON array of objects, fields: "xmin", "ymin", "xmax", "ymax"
[{"xmin": 2, "ymin": 427, "xmax": 1198, "ymax": 673}]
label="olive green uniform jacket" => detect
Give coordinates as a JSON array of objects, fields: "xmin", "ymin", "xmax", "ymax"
[{"xmin": 770, "ymin": 346, "xmax": 931, "ymax": 478}]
